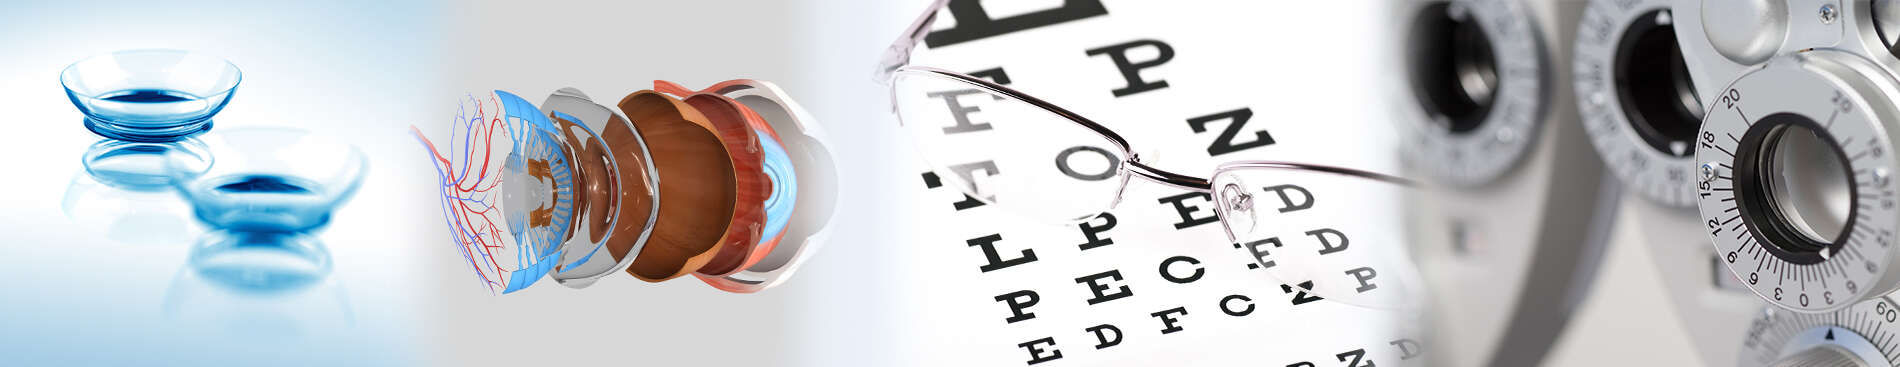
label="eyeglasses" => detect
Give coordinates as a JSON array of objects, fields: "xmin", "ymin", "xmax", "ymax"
[{"xmin": 876, "ymin": 0, "xmax": 1424, "ymax": 309}]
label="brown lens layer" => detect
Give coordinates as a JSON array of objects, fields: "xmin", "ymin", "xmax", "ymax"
[
  {"xmin": 616, "ymin": 91, "xmax": 736, "ymax": 282},
  {"xmin": 656, "ymin": 80, "xmax": 770, "ymax": 277}
]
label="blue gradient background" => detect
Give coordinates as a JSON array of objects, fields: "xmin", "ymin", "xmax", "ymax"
[{"xmin": 0, "ymin": 1, "xmax": 443, "ymax": 365}]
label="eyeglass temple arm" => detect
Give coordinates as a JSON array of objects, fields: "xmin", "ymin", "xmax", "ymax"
[{"xmin": 877, "ymin": 0, "xmax": 953, "ymax": 83}]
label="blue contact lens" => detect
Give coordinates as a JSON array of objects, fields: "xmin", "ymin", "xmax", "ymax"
[
  {"xmin": 62, "ymin": 49, "xmax": 240, "ymax": 142},
  {"xmin": 169, "ymin": 127, "xmax": 367, "ymax": 233}
]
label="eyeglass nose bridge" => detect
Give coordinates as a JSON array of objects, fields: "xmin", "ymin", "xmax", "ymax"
[{"xmin": 1123, "ymin": 157, "xmax": 1214, "ymax": 193}]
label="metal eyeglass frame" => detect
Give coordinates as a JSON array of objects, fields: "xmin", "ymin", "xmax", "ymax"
[{"xmin": 874, "ymin": 0, "xmax": 1412, "ymax": 208}]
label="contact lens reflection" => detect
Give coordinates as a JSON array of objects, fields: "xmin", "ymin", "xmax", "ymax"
[
  {"xmin": 81, "ymin": 137, "xmax": 211, "ymax": 190},
  {"xmin": 163, "ymin": 231, "xmax": 352, "ymax": 334},
  {"xmin": 60, "ymin": 172, "xmax": 202, "ymax": 246},
  {"xmin": 187, "ymin": 231, "xmax": 333, "ymax": 294}
]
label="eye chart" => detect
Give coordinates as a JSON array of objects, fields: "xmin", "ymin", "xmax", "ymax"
[{"xmin": 887, "ymin": 1, "xmax": 1424, "ymax": 366}]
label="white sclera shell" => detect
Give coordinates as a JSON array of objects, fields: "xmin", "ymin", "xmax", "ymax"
[{"xmin": 701, "ymin": 81, "xmax": 839, "ymax": 293}]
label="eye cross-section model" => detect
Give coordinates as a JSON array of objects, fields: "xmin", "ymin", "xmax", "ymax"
[{"xmin": 414, "ymin": 80, "xmax": 837, "ymax": 295}]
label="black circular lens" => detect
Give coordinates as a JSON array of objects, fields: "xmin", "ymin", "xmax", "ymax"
[
  {"xmin": 1409, "ymin": 3, "xmax": 1500, "ymax": 134},
  {"xmin": 1734, "ymin": 113, "xmax": 1856, "ymax": 265},
  {"xmin": 1616, "ymin": 10, "xmax": 1703, "ymax": 157}
]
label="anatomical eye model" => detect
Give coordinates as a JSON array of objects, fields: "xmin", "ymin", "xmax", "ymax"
[{"xmin": 413, "ymin": 79, "xmax": 837, "ymax": 294}]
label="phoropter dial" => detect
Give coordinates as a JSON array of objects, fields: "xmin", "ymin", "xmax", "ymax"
[
  {"xmin": 1740, "ymin": 297, "xmax": 1900, "ymax": 367},
  {"xmin": 1696, "ymin": 50, "xmax": 1900, "ymax": 313},
  {"xmin": 1573, "ymin": 0, "xmax": 1703, "ymax": 206},
  {"xmin": 1400, "ymin": 0, "xmax": 1549, "ymax": 186}
]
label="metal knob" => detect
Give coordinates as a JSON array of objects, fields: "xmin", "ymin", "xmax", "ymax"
[{"xmin": 1772, "ymin": 346, "xmax": 1871, "ymax": 367}]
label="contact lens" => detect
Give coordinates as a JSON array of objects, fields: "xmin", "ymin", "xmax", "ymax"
[
  {"xmin": 62, "ymin": 49, "xmax": 239, "ymax": 143},
  {"xmin": 170, "ymin": 127, "xmax": 366, "ymax": 233}
]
